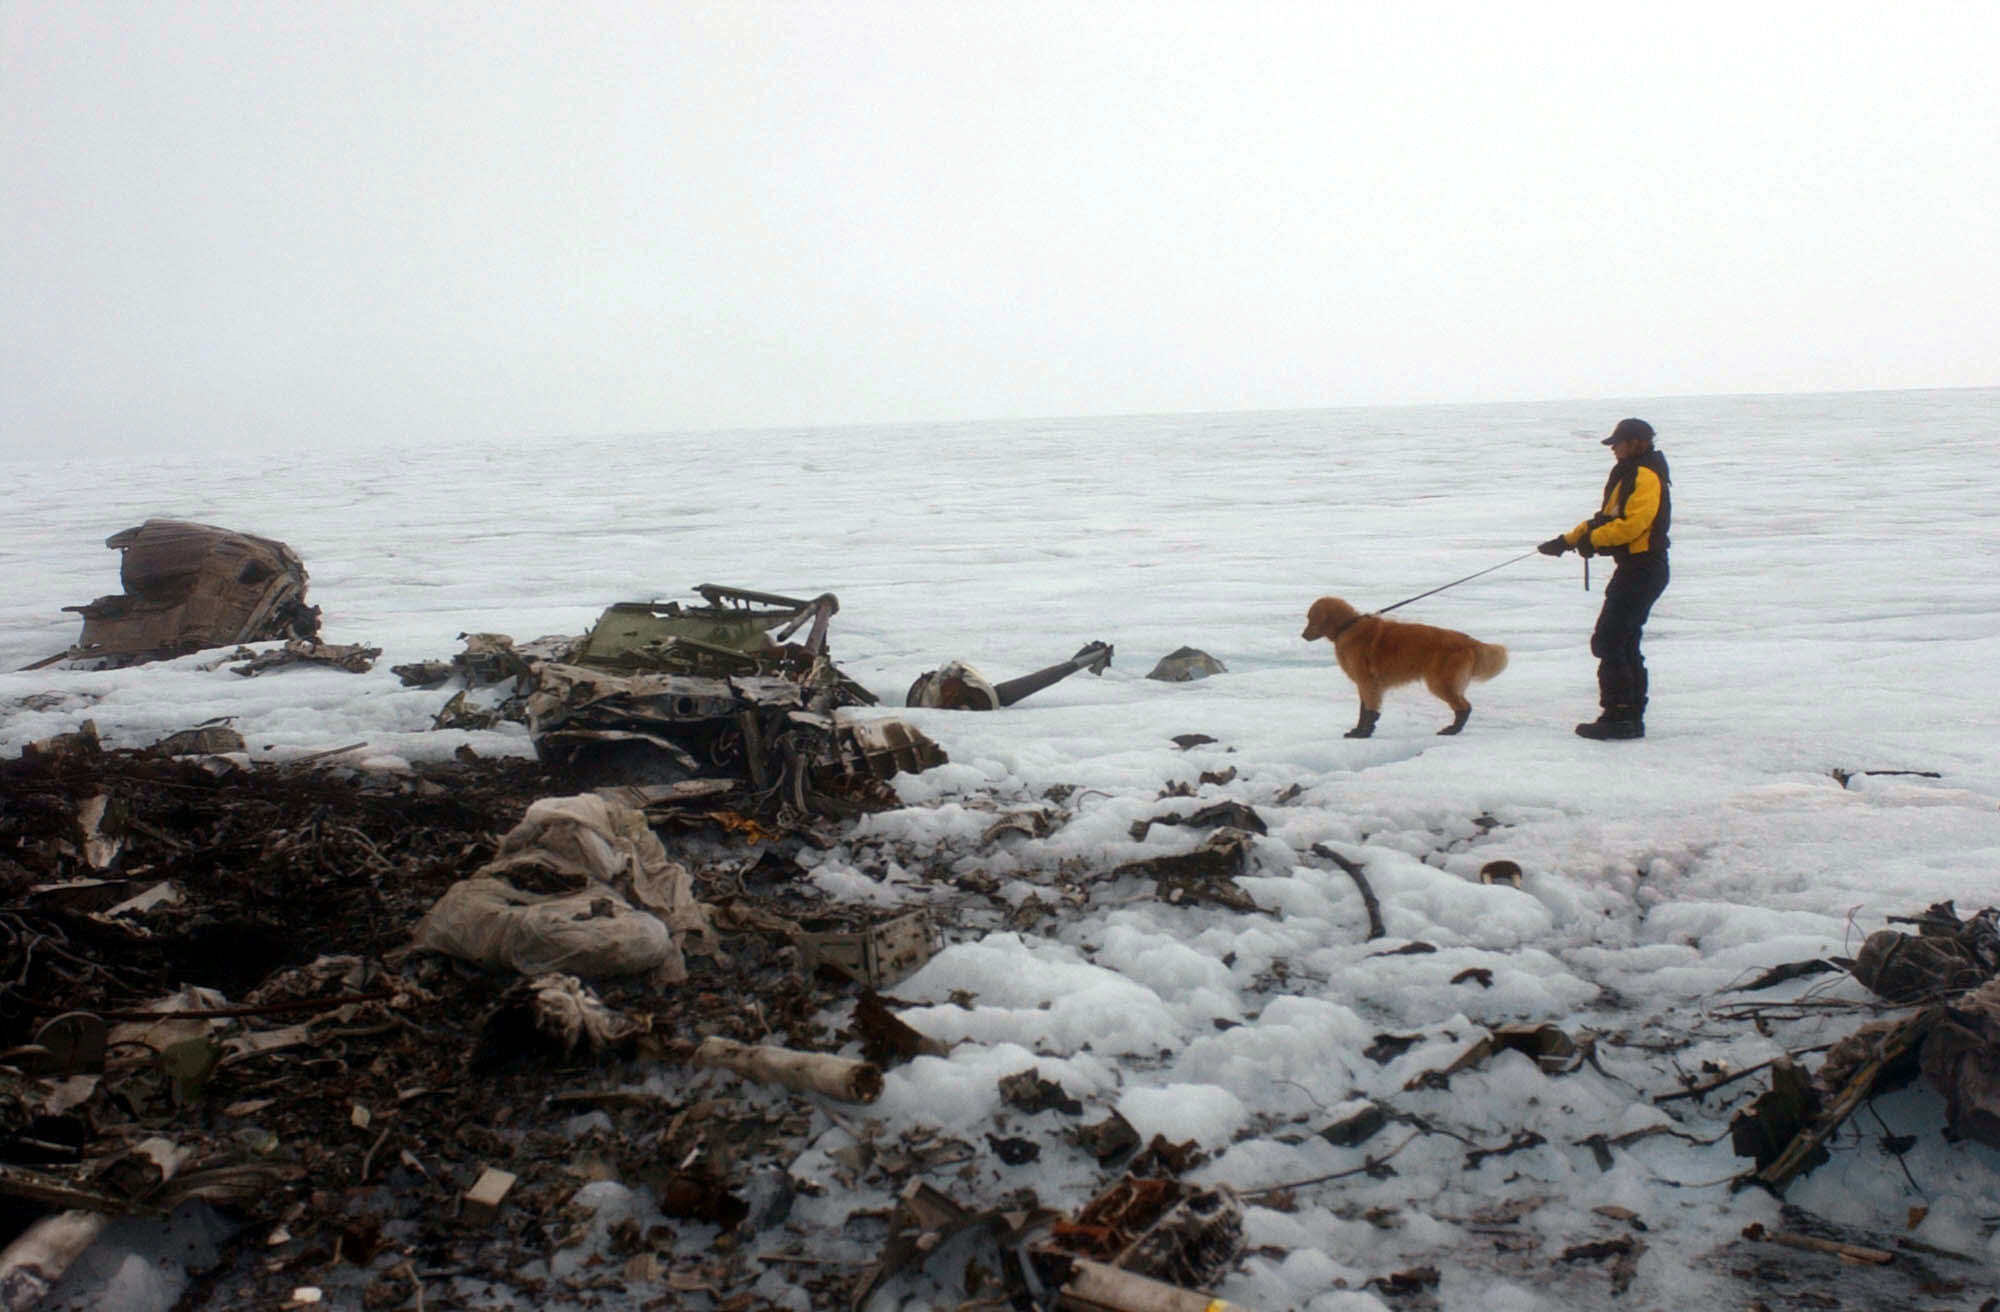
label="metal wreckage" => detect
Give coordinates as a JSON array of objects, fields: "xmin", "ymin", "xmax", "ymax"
[
  {"xmin": 24, "ymin": 519, "xmax": 324, "ymax": 670},
  {"xmin": 21, "ymin": 519, "xmax": 376, "ymax": 678},
  {"xmin": 14, "ymin": 531, "xmax": 1255, "ymax": 1310},
  {"xmin": 22, "ymin": 516, "xmax": 1104, "ymax": 825},
  {"xmin": 404, "ymin": 585, "xmax": 948, "ymax": 820},
  {"xmin": 400, "ymin": 585, "xmax": 1116, "ymax": 822}
]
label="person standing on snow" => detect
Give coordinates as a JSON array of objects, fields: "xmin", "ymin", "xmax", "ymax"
[{"xmin": 1538, "ymin": 418, "xmax": 1671, "ymax": 740}]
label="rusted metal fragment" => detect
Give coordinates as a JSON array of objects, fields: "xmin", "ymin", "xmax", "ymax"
[
  {"xmin": 853, "ymin": 990, "xmax": 951, "ymax": 1066},
  {"xmin": 230, "ymin": 640, "xmax": 380, "ymax": 677},
  {"xmin": 61, "ymin": 520, "xmax": 320, "ymax": 665},
  {"xmin": 1038, "ymin": 1176, "xmax": 1244, "ymax": 1291},
  {"xmin": 1126, "ymin": 1135, "xmax": 1210, "ymax": 1178},
  {"xmin": 837, "ymin": 718, "xmax": 947, "ymax": 779}
]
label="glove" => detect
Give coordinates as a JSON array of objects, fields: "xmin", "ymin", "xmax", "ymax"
[
  {"xmin": 1537, "ymin": 536, "xmax": 1570, "ymax": 557},
  {"xmin": 1576, "ymin": 536, "xmax": 1597, "ymax": 559}
]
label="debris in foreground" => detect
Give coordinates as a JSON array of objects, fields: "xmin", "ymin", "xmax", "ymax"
[{"xmin": 1729, "ymin": 900, "xmax": 2000, "ymax": 1192}]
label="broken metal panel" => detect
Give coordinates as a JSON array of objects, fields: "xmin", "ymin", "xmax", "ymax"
[
  {"xmin": 454, "ymin": 632, "xmax": 535, "ymax": 686},
  {"xmin": 526, "ymin": 663, "xmax": 760, "ymax": 770},
  {"xmin": 575, "ymin": 587, "xmax": 840, "ymax": 667},
  {"xmin": 517, "ymin": 587, "xmax": 942, "ymax": 813},
  {"xmin": 578, "ymin": 602, "xmax": 785, "ymax": 666},
  {"xmin": 525, "ymin": 658, "xmax": 944, "ymax": 813},
  {"xmin": 572, "ymin": 589, "xmax": 877, "ymax": 714},
  {"xmin": 533, "ymin": 728, "xmax": 703, "ymax": 777},
  {"xmin": 730, "ymin": 675, "xmax": 813, "ymax": 708},
  {"xmin": 62, "ymin": 520, "xmax": 320, "ymax": 664},
  {"xmin": 826, "ymin": 717, "xmax": 949, "ymax": 780}
]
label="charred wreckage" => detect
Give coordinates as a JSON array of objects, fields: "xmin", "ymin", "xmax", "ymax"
[{"xmin": 8, "ymin": 524, "xmax": 1283, "ymax": 1312}]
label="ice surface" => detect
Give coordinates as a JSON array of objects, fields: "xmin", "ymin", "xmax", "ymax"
[{"xmin": 5, "ymin": 388, "xmax": 1999, "ymax": 1307}]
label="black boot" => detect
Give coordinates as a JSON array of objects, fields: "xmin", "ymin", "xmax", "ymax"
[
  {"xmin": 1576, "ymin": 663, "xmax": 1644, "ymax": 738},
  {"xmin": 1575, "ymin": 706, "xmax": 1643, "ymax": 739},
  {"xmin": 1345, "ymin": 708, "xmax": 1380, "ymax": 739}
]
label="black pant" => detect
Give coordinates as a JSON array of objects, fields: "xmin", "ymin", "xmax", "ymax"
[{"xmin": 1591, "ymin": 554, "xmax": 1668, "ymax": 708}]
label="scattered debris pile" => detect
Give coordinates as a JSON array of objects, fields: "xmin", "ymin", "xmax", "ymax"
[
  {"xmin": 0, "ymin": 738, "xmax": 921, "ymax": 1307},
  {"xmin": 40, "ymin": 520, "xmax": 322, "ymax": 668},
  {"xmin": 1037, "ymin": 1175, "xmax": 1245, "ymax": 1290},
  {"xmin": 0, "ymin": 726, "xmax": 1272, "ymax": 1310},
  {"xmin": 1724, "ymin": 901, "xmax": 2000, "ymax": 1194},
  {"xmin": 219, "ymin": 638, "xmax": 381, "ymax": 678}
]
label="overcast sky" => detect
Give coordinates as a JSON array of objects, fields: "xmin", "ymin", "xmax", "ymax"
[{"xmin": 4, "ymin": 2, "xmax": 1996, "ymax": 458}]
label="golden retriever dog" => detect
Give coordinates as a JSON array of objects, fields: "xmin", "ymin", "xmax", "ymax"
[{"xmin": 1302, "ymin": 596, "xmax": 1509, "ymax": 737}]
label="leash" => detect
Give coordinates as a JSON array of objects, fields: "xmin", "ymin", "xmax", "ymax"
[
  {"xmin": 1333, "ymin": 550, "xmax": 1540, "ymax": 638},
  {"xmin": 1375, "ymin": 549, "xmax": 1540, "ymax": 617}
]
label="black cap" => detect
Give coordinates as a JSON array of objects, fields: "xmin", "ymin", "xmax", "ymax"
[{"xmin": 1602, "ymin": 417, "xmax": 1655, "ymax": 446}]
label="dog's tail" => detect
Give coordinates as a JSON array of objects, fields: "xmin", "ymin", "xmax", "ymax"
[{"xmin": 1471, "ymin": 643, "xmax": 1509, "ymax": 682}]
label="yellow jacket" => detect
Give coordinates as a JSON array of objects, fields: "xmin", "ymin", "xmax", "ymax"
[{"xmin": 1566, "ymin": 451, "xmax": 1671, "ymax": 559}]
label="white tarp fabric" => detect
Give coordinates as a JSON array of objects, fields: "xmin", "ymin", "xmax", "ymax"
[{"xmin": 413, "ymin": 794, "xmax": 714, "ymax": 980}]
